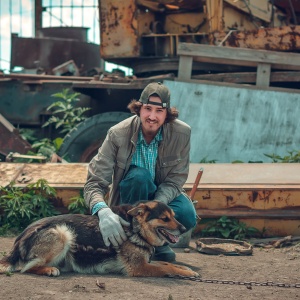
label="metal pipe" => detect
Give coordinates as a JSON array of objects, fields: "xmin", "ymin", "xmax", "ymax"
[
  {"xmin": 189, "ymin": 167, "xmax": 204, "ymax": 201},
  {"xmin": 288, "ymin": 0, "xmax": 298, "ymax": 25},
  {"xmin": 0, "ymin": 1, "xmax": 1, "ymax": 70},
  {"xmin": 50, "ymin": 0, "xmax": 52, "ymax": 26},
  {"xmin": 19, "ymin": 0, "xmax": 22, "ymax": 36},
  {"xmin": 9, "ymin": 0, "xmax": 12, "ymax": 34},
  {"xmin": 60, "ymin": 0, "xmax": 63, "ymax": 26},
  {"xmin": 81, "ymin": 1, "xmax": 84, "ymax": 27},
  {"xmin": 71, "ymin": 0, "xmax": 74, "ymax": 26}
]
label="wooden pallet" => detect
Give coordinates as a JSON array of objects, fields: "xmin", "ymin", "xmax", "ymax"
[{"xmin": 177, "ymin": 43, "xmax": 300, "ymax": 87}]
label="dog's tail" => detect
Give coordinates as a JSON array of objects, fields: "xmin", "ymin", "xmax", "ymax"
[
  {"xmin": 1, "ymin": 221, "xmax": 76, "ymax": 275},
  {"xmin": 0, "ymin": 244, "xmax": 21, "ymax": 273},
  {"xmin": 0, "ymin": 221, "xmax": 48, "ymax": 274}
]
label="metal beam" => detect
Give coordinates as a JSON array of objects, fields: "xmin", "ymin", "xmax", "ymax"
[{"xmin": 34, "ymin": 0, "xmax": 43, "ymax": 37}]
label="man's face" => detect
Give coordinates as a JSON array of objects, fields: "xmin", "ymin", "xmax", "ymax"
[{"xmin": 140, "ymin": 96, "xmax": 167, "ymax": 136}]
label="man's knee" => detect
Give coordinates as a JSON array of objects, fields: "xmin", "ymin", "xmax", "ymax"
[
  {"xmin": 119, "ymin": 166, "xmax": 156, "ymax": 204},
  {"xmin": 168, "ymin": 194, "xmax": 197, "ymax": 230},
  {"xmin": 122, "ymin": 166, "xmax": 153, "ymax": 186}
]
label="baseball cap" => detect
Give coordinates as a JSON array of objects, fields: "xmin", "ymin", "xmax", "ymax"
[{"xmin": 139, "ymin": 82, "xmax": 170, "ymax": 108}]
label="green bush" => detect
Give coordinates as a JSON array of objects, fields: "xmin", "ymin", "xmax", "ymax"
[
  {"xmin": 68, "ymin": 194, "xmax": 88, "ymax": 214},
  {"xmin": 0, "ymin": 179, "xmax": 59, "ymax": 234},
  {"xmin": 264, "ymin": 150, "xmax": 300, "ymax": 163},
  {"xmin": 42, "ymin": 88, "xmax": 91, "ymax": 135},
  {"xmin": 200, "ymin": 216, "xmax": 260, "ymax": 240},
  {"xmin": 18, "ymin": 88, "xmax": 90, "ymax": 163}
]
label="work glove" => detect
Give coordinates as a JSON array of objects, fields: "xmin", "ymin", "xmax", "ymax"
[{"xmin": 98, "ymin": 207, "xmax": 130, "ymax": 247}]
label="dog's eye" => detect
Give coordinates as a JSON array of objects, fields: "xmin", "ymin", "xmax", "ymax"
[{"xmin": 161, "ymin": 217, "xmax": 170, "ymax": 222}]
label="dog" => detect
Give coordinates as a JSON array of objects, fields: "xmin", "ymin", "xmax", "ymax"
[{"xmin": 0, "ymin": 200, "xmax": 199, "ymax": 278}]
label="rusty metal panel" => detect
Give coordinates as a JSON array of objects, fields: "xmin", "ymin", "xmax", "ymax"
[
  {"xmin": 224, "ymin": 0, "xmax": 272, "ymax": 23},
  {"xmin": 223, "ymin": 5, "xmax": 264, "ymax": 32},
  {"xmin": 164, "ymin": 12, "xmax": 208, "ymax": 34},
  {"xmin": 186, "ymin": 163, "xmax": 300, "ymax": 236},
  {"xmin": 196, "ymin": 219, "xmax": 300, "ymax": 237},
  {"xmin": 0, "ymin": 115, "xmax": 32, "ymax": 157},
  {"xmin": 214, "ymin": 26, "xmax": 300, "ymax": 51},
  {"xmin": 10, "ymin": 34, "xmax": 101, "ymax": 74},
  {"xmin": 187, "ymin": 164, "xmax": 300, "ymax": 209},
  {"xmin": 257, "ymin": 219, "xmax": 300, "ymax": 236},
  {"xmin": 193, "ymin": 189, "xmax": 300, "ymax": 210},
  {"xmin": 99, "ymin": 0, "xmax": 139, "ymax": 58},
  {"xmin": 38, "ymin": 27, "xmax": 89, "ymax": 42}
]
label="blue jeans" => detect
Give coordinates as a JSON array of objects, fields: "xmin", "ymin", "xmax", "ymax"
[{"xmin": 119, "ymin": 166, "xmax": 197, "ymax": 230}]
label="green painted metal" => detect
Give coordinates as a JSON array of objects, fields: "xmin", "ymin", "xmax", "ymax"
[{"xmin": 0, "ymin": 79, "xmax": 73, "ymax": 125}]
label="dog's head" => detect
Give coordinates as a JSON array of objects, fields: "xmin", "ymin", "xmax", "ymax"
[{"xmin": 127, "ymin": 200, "xmax": 186, "ymax": 247}]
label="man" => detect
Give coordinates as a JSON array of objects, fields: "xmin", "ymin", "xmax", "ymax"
[{"xmin": 84, "ymin": 82, "xmax": 197, "ymax": 262}]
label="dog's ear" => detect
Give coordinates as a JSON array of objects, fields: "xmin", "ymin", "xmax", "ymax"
[{"xmin": 127, "ymin": 203, "xmax": 147, "ymax": 217}]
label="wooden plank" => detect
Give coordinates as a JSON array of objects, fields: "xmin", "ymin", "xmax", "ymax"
[
  {"xmin": 177, "ymin": 43, "xmax": 300, "ymax": 71},
  {"xmin": 1, "ymin": 73, "xmax": 93, "ymax": 81},
  {"xmin": 192, "ymin": 71, "xmax": 300, "ymax": 83},
  {"xmin": 186, "ymin": 163, "xmax": 300, "ymax": 186},
  {"xmin": 197, "ymin": 208, "xmax": 300, "ymax": 219},
  {"xmin": 224, "ymin": 0, "xmax": 272, "ymax": 22},
  {"xmin": 256, "ymin": 63, "xmax": 271, "ymax": 87},
  {"xmin": 0, "ymin": 114, "xmax": 14, "ymax": 132},
  {"xmin": 2, "ymin": 163, "xmax": 300, "ymax": 188},
  {"xmin": 178, "ymin": 55, "xmax": 193, "ymax": 80}
]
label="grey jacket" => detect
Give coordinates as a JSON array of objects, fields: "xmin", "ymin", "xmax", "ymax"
[{"xmin": 84, "ymin": 115, "xmax": 191, "ymax": 211}]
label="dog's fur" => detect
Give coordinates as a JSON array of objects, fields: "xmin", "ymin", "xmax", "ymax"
[{"xmin": 0, "ymin": 200, "xmax": 199, "ymax": 277}]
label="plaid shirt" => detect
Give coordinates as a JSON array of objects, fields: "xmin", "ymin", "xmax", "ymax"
[{"xmin": 131, "ymin": 128, "xmax": 163, "ymax": 180}]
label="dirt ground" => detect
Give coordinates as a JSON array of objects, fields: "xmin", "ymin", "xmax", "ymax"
[{"xmin": 0, "ymin": 236, "xmax": 299, "ymax": 300}]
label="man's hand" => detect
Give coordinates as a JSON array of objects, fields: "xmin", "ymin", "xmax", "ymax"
[{"xmin": 97, "ymin": 208, "xmax": 130, "ymax": 247}]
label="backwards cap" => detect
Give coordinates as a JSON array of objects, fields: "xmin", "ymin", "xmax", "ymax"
[{"xmin": 139, "ymin": 82, "xmax": 170, "ymax": 108}]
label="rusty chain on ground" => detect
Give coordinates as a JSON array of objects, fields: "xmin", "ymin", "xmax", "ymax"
[{"xmin": 167, "ymin": 275, "xmax": 300, "ymax": 289}]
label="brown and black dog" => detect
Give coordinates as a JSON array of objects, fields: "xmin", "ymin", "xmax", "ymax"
[{"xmin": 0, "ymin": 200, "xmax": 199, "ymax": 278}]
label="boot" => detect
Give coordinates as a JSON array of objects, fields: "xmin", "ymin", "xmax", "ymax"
[{"xmin": 152, "ymin": 245, "xmax": 176, "ymax": 262}]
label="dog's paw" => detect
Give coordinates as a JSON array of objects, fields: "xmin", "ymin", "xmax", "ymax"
[
  {"xmin": 177, "ymin": 267, "xmax": 200, "ymax": 278},
  {"xmin": 46, "ymin": 267, "xmax": 60, "ymax": 277},
  {"xmin": 187, "ymin": 270, "xmax": 200, "ymax": 277}
]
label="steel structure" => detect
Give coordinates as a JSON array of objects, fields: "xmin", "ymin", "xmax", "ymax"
[{"xmin": 0, "ymin": 0, "xmax": 99, "ymax": 72}]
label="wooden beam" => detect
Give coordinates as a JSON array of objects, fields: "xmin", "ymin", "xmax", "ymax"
[
  {"xmin": 192, "ymin": 71, "xmax": 300, "ymax": 83},
  {"xmin": 177, "ymin": 43, "xmax": 300, "ymax": 71},
  {"xmin": 256, "ymin": 63, "xmax": 271, "ymax": 87},
  {"xmin": 178, "ymin": 56, "xmax": 193, "ymax": 80}
]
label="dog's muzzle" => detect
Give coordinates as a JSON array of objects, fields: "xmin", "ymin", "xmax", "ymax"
[{"xmin": 156, "ymin": 228, "xmax": 180, "ymax": 244}]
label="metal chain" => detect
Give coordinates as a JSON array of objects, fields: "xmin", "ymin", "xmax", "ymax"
[{"xmin": 167, "ymin": 275, "xmax": 300, "ymax": 289}]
